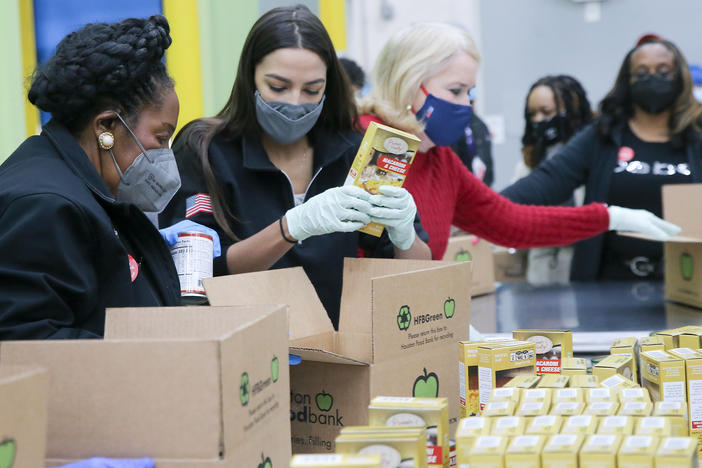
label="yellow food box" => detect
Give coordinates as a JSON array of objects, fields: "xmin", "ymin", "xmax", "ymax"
[
  {"xmin": 525, "ymin": 415, "xmax": 564, "ymax": 436},
  {"xmin": 560, "ymin": 357, "xmax": 587, "ymax": 376},
  {"xmin": 478, "ymin": 341, "xmax": 536, "ymax": 411},
  {"xmin": 458, "ymin": 340, "xmax": 514, "ymax": 417},
  {"xmin": 667, "ymin": 347, "xmax": 702, "ymax": 449},
  {"xmin": 505, "ymin": 435, "xmax": 547, "ymax": 468},
  {"xmin": 536, "ymin": 375, "xmax": 569, "ymax": 389},
  {"xmin": 656, "ymin": 327, "xmax": 699, "ymax": 351},
  {"xmin": 549, "ymin": 401, "xmax": 585, "ymax": 417},
  {"xmin": 466, "ymin": 435, "xmax": 509, "ymax": 468},
  {"xmin": 489, "ymin": 386, "xmax": 521, "ymax": 405},
  {"xmin": 516, "ymin": 399, "xmax": 551, "ymax": 417},
  {"xmin": 585, "ymin": 387, "xmax": 617, "ymax": 403},
  {"xmin": 291, "ymin": 454, "xmax": 382, "ymax": 468},
  {"xmin": 599, "ymin": 374, "xmax": 639, "ymax": 391},
  {"xmin": 640, "ymin": 350, "xmax": 686, "ymax": 403},
  {"xmin": 616, "ymin": 435, "xmax": 659, "ymax": 468},
  {"xmin": 552, "ymin": 387, "xmax": 584, "ymax": 404},
  {"xmin": 640, "ymin": 335, "xmax": 666, "ymax": 354},
  {"xmin": 367, "ymin": 396, "xmax": 448, "ymax": 468},
  {"xmin": 653, "ymin": 401, "xmax": 689, "ymax": 436},
  {"xmin": 584, "ymin": 401, "xmax": 620, "ymax": 418},
  {"xmin": 569, "ymin": 375, "xmax": 600, "ymax": 388},
  {"xmin": 578, "ymin": 434, "xmax": 622, "ymax": 468},
  {"xmin": 596, "ymin": 415, "xmax": 634, "ymax": 435},
  {"xmin": 482, "ymin": 400, "xmax": 516, "ymax": 417},
  {"xmin": 677, "ymin": 327, "xmax": 702, "ymax": 350},
  {"xmin": 541, "ymin": 434, "xmax": 585, "ymax": 468},
  {"xmin": 344, "ymin": 121, "xmax": 420, "ymax": 236},
  {"xmin": 593, "ymin": 354, "xmax": 634, "ymax": 382},
  {"xmin": 618, "ymin": 387, "xmax": 651, "ymax": 403},
  {"xmin": 455, "ymin": 417, "xmax": 491, "ymax": 467},
  {"xmin": 634, "ymin": 416, "xmax": 673, "ymax": 437},
  {"xmin": 504, "ymin": 375, "xmax": 541, "ymax": 389},
  {"xmin": 655, "ymin": 436, "xmax": 698, "ymax": 468},
  {"xmin": 490, "ymin": 415, "xmax": 526, "ymax": 437},
  {"xmin": 512, "ymin": 329, "xmax": 573, "ymax": 375},
  {"xmin": 610, "ymin": 337, "xmax": 640, "ymax": 384},
  {"xmin": 521, "ymin": 388, "xmax": 552, "ymax": 403},
  {"xmin": 561, "ymin": 414, "xmax": 598, "ymax": 435},
  {"xmin": 335, "ymin": 428, "xmax": 427, "ymax": 468},
  {"xmin": 618, "ymin": 400, "xmax": 653, "ymax": 417}
]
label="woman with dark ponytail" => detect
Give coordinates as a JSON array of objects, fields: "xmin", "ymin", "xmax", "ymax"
[{"xmin": 0, "ymin": 15, "xmax": 183, "ymax": 339}]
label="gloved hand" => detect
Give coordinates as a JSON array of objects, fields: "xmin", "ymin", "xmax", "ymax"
[
  {"xmin": 159, "ymin": 220, "xmax": 222, "ymax": 257},
  {"xmin": 285, "ymin": 186, "xmax": 373, "ymax": 241},
  {"xmin": 368, "ymin": 185, "xmax": 417, "ymax": 250},
  {"xmin": 607, "ymin": 205, "xmax": 681, "ymax": 241},
  {"xmin": 51, "ymin": 458, "xmax": 154, "ymax": 468}
]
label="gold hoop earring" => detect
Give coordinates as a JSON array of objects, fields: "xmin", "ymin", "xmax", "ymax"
[{"xmin": 98, "ymin": 132, "xmax": 114, "ymax": 150}]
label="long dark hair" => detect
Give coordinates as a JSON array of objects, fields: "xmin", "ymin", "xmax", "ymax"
[
  {"xmin": 175, "ymin": 5, "xmax": 357, "ymax": 240},
  {"xmin": 597, "ymin": 38, "xmax": 702, "ymax": 144},
  {"xmin": 521, "ymin": 75, "xmax": 593, "ymax": 168}
]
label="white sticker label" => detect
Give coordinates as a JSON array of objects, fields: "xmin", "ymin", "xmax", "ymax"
[
  {"xmin": 487, "ymin": 401, "xmax": 509, "ymax": 411},
  {"xmin": 549, "ymin": 434, "xmax": 578, "ymax": 446},
  {"xmin": 557, "ymin": 389, "xmax": 578, "ymax": 399},
  {"xmin": 625, "ymin": 436, "xmax": 653, "ymax": 448},
  {"xmin": 662, "ymin": 381, "xmax": 686, "ymax": 402},
  {"xmin": 374, "ymin": 397, "xmax": 415, "ymax": 403},
  {"xmin": 497, "ymin": 417, "xmax": 519, "ymax": 428},
  {"xmin": 460, "ymin": 418, "xmax": 486, "ymax": 430},
  {"xmin": 600, "ymin": 375, "xmax": 625, "ymax": 387},
  {"xmin": 533, "ymin": 415, "xmax": 557, "ymax": 426},
  {"xmin": 476, "ymin": 436, "xmax": 501, "ymax": 448},
  {"xmin": 622, "ymin": 388, "xmax": 645, "ymax": 398},
  {"xmin": 590, "ymin": 402, "xmax": 615, "ymax": 411},
  {"xmin": 568, "ymin": 415, "xmax": 593, "ymax": 427},
  {"xmin": 603, "ymin": 416, "xmax": 628, "ymax": 427},
  {"xmin": 556, "ymin": 402, "xmax": 579, "ymax": 411},
  {"xmin": 623, "ymin": 402, "xmax": 647, "ymax": 411},
  {"xmin": 293, "ymin": 455, "xmax": 344, "ymax": 464},
  {"xmin": 524, "ymin": 389, "xmax": 547, "ymax": 400},
  {"xmin": 589, "ymin": 388, "xmax": 610, "ymax": 399},
  {"xmin": 658, "ymin": 401, "xmax": 682, "ymax": 411},
  {"xmin": 663, "ymin": 437, "xmax": 692, "ymax": 450},
  {"xmin": 642, "ymin": 417, "xmax": 665, "ymax": 428},
  {"xmin": 646, "ymin": 350, "xmax": 670, "ymax": 359},
  {"xmin": 521, "ymin": 402, "xmax": 543, "ymax": 411},
  {"xmin": 588, "ymin": 434, "xmax": 617, "ymax": 447},
  {"xmin": 494, "ymin": 388, "xmax": 516, "ymax": 398},
  {"xmin": 512, "ymin": 435, "xmax": 539, "ymax": 447}
]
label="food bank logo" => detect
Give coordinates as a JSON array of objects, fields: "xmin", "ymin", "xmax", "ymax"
[
  {"xmin": 0, "ymin": 439, "xmax": 16, "ymax": 468},
  {"xmin": 240, "ymin": 357, "xmax": 279, "ymax": 406},
  {"xmin": 681, "ymin": 252, "xmax": 694, "ymax": 281},
  {"xmin": 397, "ymin": 298, "xmax": 456, "ymax": 331},
  {"xmin": 413, "ymin": 368, "xmax": 439, "ymax": 397},
  {"xmin": 257, "ymin": 453, "xmax": 272, "ymax": 468},
  {"xmin": 290, "ymin": 390, "xmax": 344, "ymax": 426}
]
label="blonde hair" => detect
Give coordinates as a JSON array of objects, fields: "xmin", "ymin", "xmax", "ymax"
[{"xmin": 359, "ymin": 23, "xmax": 481, "ymax": 133}]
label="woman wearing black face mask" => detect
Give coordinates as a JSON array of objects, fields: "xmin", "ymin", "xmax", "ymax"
[
  {"xmin": 503, "ymin": 38, "xmax": 702, "ymax": 281},
  {"xmin": 512, "ymin": 75, "xmax": 594, "ymax": 285},
  {"xmin": 160, "ymin": 5, "xmax": 432, "ymax": 329}
]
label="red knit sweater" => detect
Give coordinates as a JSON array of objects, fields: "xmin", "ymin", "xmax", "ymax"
[{"xmin": 360, "ymin": 115, "xmax": 610, "ymax": 259}]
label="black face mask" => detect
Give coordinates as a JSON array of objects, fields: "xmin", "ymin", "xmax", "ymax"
[
  {"xmin": 531, "ymin": 114, "xmax": 566, "ymax": 145},
  {"xmin": 630, "ymin": 73, "xmax": 679, "ymax": 114}
]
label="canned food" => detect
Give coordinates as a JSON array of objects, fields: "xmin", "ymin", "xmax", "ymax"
[{"xmin": 170, "ymin": 231, "xmax": 213, "ymax": 304}]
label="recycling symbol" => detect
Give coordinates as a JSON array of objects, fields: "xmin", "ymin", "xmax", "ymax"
[{"xmin": 397, "ymin": 305, "xmax": 411, "ymax": 331}]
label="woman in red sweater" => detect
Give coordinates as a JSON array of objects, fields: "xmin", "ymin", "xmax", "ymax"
[{"xmin": 358, "ymin": 23, "xmax": 680, "ymax": 260}]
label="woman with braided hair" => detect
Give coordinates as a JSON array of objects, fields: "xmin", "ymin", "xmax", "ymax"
[{"xmin": 0, "ymin": 15, "xmax": 184, "ymax": 339}]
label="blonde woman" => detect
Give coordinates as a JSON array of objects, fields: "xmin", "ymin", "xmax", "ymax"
[{"xmin": 359, "ymin": 23, "xmax": 680, "ymax": 260}]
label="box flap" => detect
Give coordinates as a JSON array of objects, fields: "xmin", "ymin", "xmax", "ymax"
[
  {"xmin": 204, "ymin": 267, "xmax": 333, "ymax": 341},
  {"xmin": 664, "ymin": 184, "xmax": 702, "ymax": 238},
  {"xmin": 104, "ymin": 305, "xmax": 286, "ymax": 340},
  {"xmin": 289, "ymin": 347, "xmax": 368, "ymax": 366}
]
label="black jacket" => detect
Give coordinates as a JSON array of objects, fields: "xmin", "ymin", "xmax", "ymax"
[
  {"xmin": 0, "ymin": 120, "xmax": 180, "ymax": 339},
  {"xmin": 501, "ymin": 121, "xmax": 702, "ymax": 279},
  {"xmin": 160, "ymin": 125, "xmax": 428, "ymax": 328}
]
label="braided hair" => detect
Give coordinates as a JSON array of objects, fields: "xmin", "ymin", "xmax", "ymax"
[
  {"xmin": 28, "ymin": 14, "xmax": 174, "ymax": 133},
  {"xmin": 521, "ymin": 75, "xmax": 593, "ymax": 168}
]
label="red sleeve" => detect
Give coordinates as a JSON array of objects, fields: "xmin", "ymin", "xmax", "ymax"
[{"xmin": 450, "ymin": 151, "xmax": 610, "ymax": 248}]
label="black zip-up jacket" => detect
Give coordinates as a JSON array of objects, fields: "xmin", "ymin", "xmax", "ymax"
[
  {"xmin": 0, "ymin": 120, "xmax": 180, "ymax": 339},
  {"xmin": 501, "ymin": 121, "xmax": 702, "ymax": 279},
  {"xmin": 160, "ymin": 125, "xmax": 428, "ymax": 328}
]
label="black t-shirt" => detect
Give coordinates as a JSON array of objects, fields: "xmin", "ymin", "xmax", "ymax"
[{"xmin": 600, "ymin": 125, "xmax": 691, "ymax": 279}]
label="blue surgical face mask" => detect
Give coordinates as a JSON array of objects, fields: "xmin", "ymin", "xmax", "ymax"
[{"xmin": 415, "ymin": 85, "xmax": 473, "ymax": 146}]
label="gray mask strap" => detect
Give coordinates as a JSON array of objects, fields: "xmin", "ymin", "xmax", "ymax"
[{"xmin": 107, "ymin": 110, "xmax": 153, "ymax": 163}]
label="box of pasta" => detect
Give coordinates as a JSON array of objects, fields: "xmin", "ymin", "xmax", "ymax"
[
  {"xmin": 512, "ymin": 330, "xmax": 572, "ymax": 375},
  {"xmin": 477, "ymin": 341, "xmax": 536, "ymax": 411}
]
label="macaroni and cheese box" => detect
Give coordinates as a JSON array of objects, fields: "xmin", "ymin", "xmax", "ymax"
[
  {"xmin": 550, "ymin": 401, "xmax": 585, "ymax": 417},
  {"xmin": 458, "ymin": 340, "xmax": 514, "ymax": 417},
  {"xmin": 610, "ymin": 337, "xmax": 640, "ymax": 383},
  {"xmin": 617, "ymin": 435, "xmax": 659, "ymax": 468},
  {"xmin": 640, "ymin": 335, "xmax": 666, "ymax": 354},
  {"xmin": 593, "ymin": 354, "xmax": 634, "ymax": 381},
  {"xmin": 618, "ymin": 401, "xmax": 653, "ymax": 417},
  {"xmin": 334, "ymin": 429, "xmax": 427, "ymax": 468},
  {"xmin": 504, "ymin": 375, "xmax": 541, "ymax": 389},
  {"xmin": 569, "ymin": 375, "xmax": 599, "ymax": 388},
  {"xmin": 541, "ymin": 434, "xmax": 585, "ymax": 468},
  {"xmin": 344, "ymin": 121, "xmax": 421, "ymax": 236},
  {"xmin": 667, "ymin": 348, "xmax": 702, "ymax": 448},
  {"xmin": 578, "ymin": 434, "xmax": 622, "ymax": 468},
  {"xmin": 634, "ymin": 417, "xmax": 673, "ymax": 437},
  {"xmin": 641, "ymin": 350, "xmax": 686, "ymax": 403},
  {"xmin": 490, "ymin": 416, "xmax": 526, "ymax": 437},
  {"xmin": 656, "ymin": 327, "xmax": 696, "ymax": 351},
  {"xmin": 653, "ymin": 401, "xmax": 689, "ymax": 436},
  {"xmin": 466, "ymin": 435, "xmax": 508, "ymax": 468},
  {"xmin": 552, "ymin": 388, "xmax": 584, "ymax": 404},
  {"xmin": 597, "ymin": 416, "xmax": 634, "ymax": 435},
  {"xmin": 505, "ymin": 435, "xmax": 546, "ymax": 468},
  {"xmin": 585, "ymin": 387, "xmax": 617, "ymax": 404},
  {"xmin": 512, "ymin": 330, "xmax": 573, "ymax": 375},
  {"xmin": 678, "ymin": 327, "xmax": 702, "ymax": 350},
  {"xmin": 516, "ymin": 399, "xmax": 551, "ymax": 417},
  {"xmin": 655, "ymin": 436, "xmax": 698, "ymax": 468},
  {"xmin": 482, "ymin": 400, "xmax": 516, "ymax": 418},
  {"xmin": 525, "ymin": 415, "xmax": 563, "ymax": 436},
  {"xmin": 561, "ymin": 414, "xmax": 598, "ymax": 435},
  {"xmin": 367, "ymin": 396, "xmax": 448, "ymax": 467},
  {"xmin": 560, "ymin": 357, "xmax": 587, "ymax": 376},
  {"xmin": 291, "ymin": 454, "xmax": 382, "ymax": 468},
  {"xmin": 455, "ymin": 416, "xmax": 491, "ymax": 463},
  {"xmin": 618, "ymin": 387, "xmax": 651, "ymax": 404},
  {"xmin": 478, "ymin": 341, "xmax": 536, "ymax": 411},
  {"xmin": 536, "ymin": 375, "xmax": 569, "ymax": 389}
]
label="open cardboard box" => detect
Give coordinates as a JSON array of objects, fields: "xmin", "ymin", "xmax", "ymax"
[
  {"xmin": 442, "ymin": 234, "xmax": 496, "ymax": 296},
  {"xmin": 205, "ymin": 258, "xmax": 472, "ymax": 453},
  {"xmin": 0, "ymin": 365, "xmax": 49, "ymax": 468},
  {"xmin": 622, "ymin": 184, "xmax": 702, "ymax": 309},
  {"xmin": 0, "ymin": 305, "xmax": 290, "ymax": 467}
]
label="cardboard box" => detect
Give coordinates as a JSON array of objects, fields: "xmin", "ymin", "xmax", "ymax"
[
  {"xmin": 2, "ymin": 306, "xmax": 290, "ymax": 467},
  {"xmin": 610, "ymin": 337, "xmax": 639, "ymax": 383},
  {"xmin": 552, "ymin": 388, "xmax": 584, "ymax": 403},
  {"xmin": 578, "ymin": 434, "xmax": 622, "ymax": 468},
  {"xmin": 618, "ymin": 401, "xmax": 653, "ymax": 417},
  {"xmin": 667, "ymin": 348, "xmax": 702, "ymax": 453},
  {"xmin": 560, "ymin": 358, "xmax": 587, "ymax": 376},
  {"xmin": 635, "ymin": 417, "xmax": 673, "ymax": 437},
  {"xmin": 525, "ymin": 415, "xmax": 563, "ymax": 436},
  {"xmin": 570, "ymin": 375, "xmax": 599, "ymax": 388},
  {"xmin": 477, "ymin": 341, "xmax": 536, "ymax": 411},
  {"xmin": 205, "ymin": 259, "xmax": 471, "ymax": 453},
  {"xmin": 505, "ymin": 435, "xmax": 546, "ymax": 468},
  {"xmin": 561, "ymin": 415, "xmax": 598, "ymax": 435},
  {"xmin": 549, "ymin": 401, "xmax": 585, "ymax": 417},
  {"xmin": 596, "ymin": 416, "xmax": 634, "ymax": 435},
  {"xmin": 617, "ymin": 435, "xmax": 658, "ymax": 468},
  {"xmin": 504, "ymin": 376, "xmax": 541, "ymax": 389},
  {"xmin": 290, "ymin": 454, "xmax": 382, "ymax": 467},
  {"xmin": 344, "ymin": 120, "xmax": 420, "ymax": 236},
  {"xmin": 492, "ymin": 247, "xmax": 527, "ymax": 283},
  {"xmin": 593, "ymin": 354, "xmax": 634, "ymax": 381},
  {"xmin": 466, "ymin": 435, "xmax": 508, "ymax": 468},
  {"xmin": 482, "ymin": 400, "xmax": 516, "ymax": 417},
  {"xmin": 641, "ymin": 350, "xmax": 686, "ymax": 403},
  {"xmin": 655, "ymin": 436, "xmax": 698, "ymax": 467},
  {"xmin": 442, "ymin": 235, "xmax": 496, "ymax": 297},
  {"xmin": 640, "ymin": 336, "xmax": 666, "ymax": 354},
  {"xmin": 490, "ymin": 416, "xmax": 526, "ymax": 437},
  {"xmin": 536, "ymin": 375, "xmax": 569, "ymax": 389},
  {"xmin": 0, "ymin": 366, "xmax": 48, "ymax": 468},
  {"xmin": 512, "ymin": 330, "xmax": 572, "ymax": 375},
  {"xmin": 654, "ymin": 401, "xmax": 689, "ymax": 436},
  {"xmin": 541, "ymin": 434, "xmax": 584, "ymax": 468}
]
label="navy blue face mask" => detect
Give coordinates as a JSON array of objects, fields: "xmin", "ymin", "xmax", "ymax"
[{"xmin": 415, "ymin": 85, "xmax": 473, "ymax": 146}]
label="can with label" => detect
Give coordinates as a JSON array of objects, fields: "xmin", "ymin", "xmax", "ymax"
[{"xmin": 169, "ymin": 231, "xmax": 213, "ymax": 304}]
